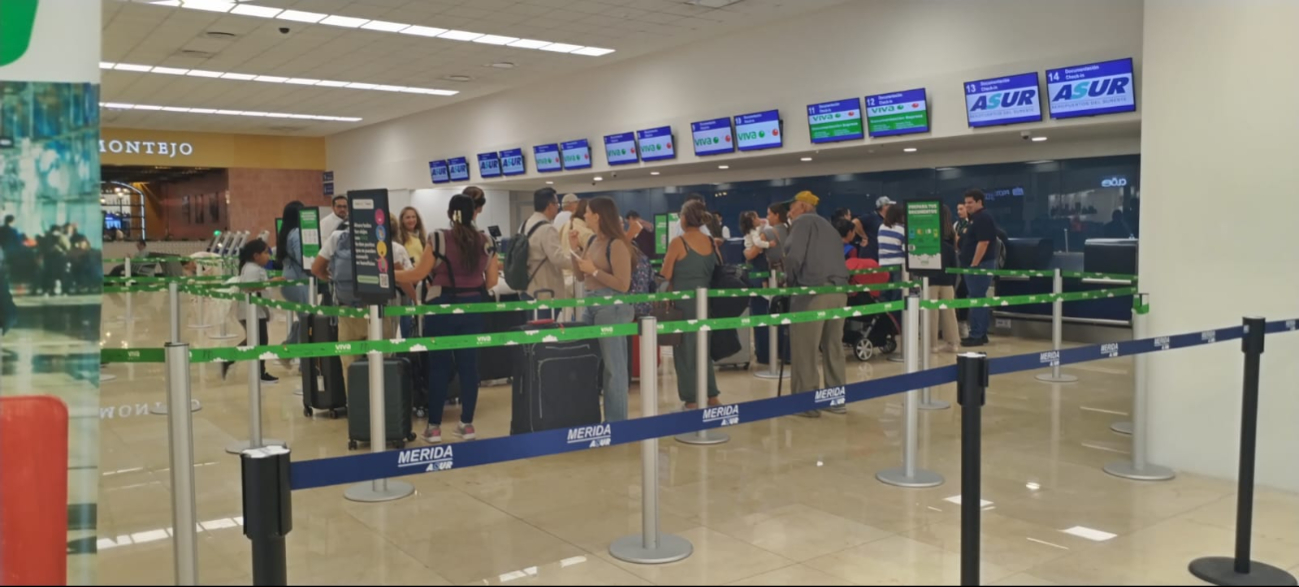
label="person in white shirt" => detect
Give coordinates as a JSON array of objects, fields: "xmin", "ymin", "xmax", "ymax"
[
  {"xmin": 319, "ymin": 195, "xmax": 349, "ymax": 237},
  {"xmin": 552, "ymin": 193, "xmax": 579, "ymax": 232},
  {"xmin": 740, "ymin": 210, "xmax": 770, "ymax": 254},
  {"xmin": 222, "ymin": 239, "xmax": 283, "ymax": 383},
  {"xmin": 668, "ymin": 193, "xmax": 712, "ymax": 242},
  {"xmin": 521, "ymin": 188, "xmax": 568, "ymax": 300}
]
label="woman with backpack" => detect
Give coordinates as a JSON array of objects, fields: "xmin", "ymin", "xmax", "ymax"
[
  {"xmin": 569, "ymin": 196, "xmax": 640, "ymax": 422},
  {"xmin": 661, "ymin": 199, "xmax": 723, "ymax": 409},
  {"xmin": 396, "ymin": 195, "xmax": 499, "ymax": 444}
]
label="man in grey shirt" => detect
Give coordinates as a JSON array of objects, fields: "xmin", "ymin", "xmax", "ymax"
[{"xmin": 782, "ymin": 191, "xmax": 850, "ymax": 417}]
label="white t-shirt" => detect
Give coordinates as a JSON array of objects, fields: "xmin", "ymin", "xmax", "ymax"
[
  {"xmin": 237, "ymin": 262, "xmax": 271, "ymax": 321},
  {"xmin": 744, "ymin": 228, "xmax": 771, "ymax": 250},
  {"xmin": 320, "ymin": 212, "xmax": 344, "ymax": 238},
  {"xmin": 669, "ymin": 222, "xmax": 711, "ymax": 242},
  {"xmin": 553, "ymin": 210, "xmax": 572, "ymax": 231}
]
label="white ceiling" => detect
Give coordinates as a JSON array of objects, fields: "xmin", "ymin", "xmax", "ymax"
[{"xmin": 100, "ymin": 0, "xmax": 847, "ymax": 136}]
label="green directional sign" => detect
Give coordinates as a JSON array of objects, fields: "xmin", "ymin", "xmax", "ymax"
[{"xmin": 0, "ymin": 0, "xmax": 40, "ymax": 67}]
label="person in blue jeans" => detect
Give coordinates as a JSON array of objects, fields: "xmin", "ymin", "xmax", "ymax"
[
  {"xmin": 958, "ymin": 189, "xmax": 1000, "ymax": 347},
  {"xmin": 397, "ymin": 195, "xmax": 500, "ymax": 443},
  {"xmin": 568, "ymin": 196, "xmax": 637, "ymax": 422},
  {"xmin": 275, "ymin": 201, "xmax": 310, "ymax": 348}
]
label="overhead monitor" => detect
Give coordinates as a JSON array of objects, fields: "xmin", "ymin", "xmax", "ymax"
[
  {"xmin": 865, "ymin": 88, "xmax": 930, "ymax": 137},
  {"xmin": 964, "ymin": 72, "xmax": 1042, "ymax": 128},
  {"xmin": 690, "ymin": 117, "xmax": 734, "ymax": 156},
  {"xmin": 636, "ymin": 126, "xmax": 676, "ymax": 162},
  {"xmin": 477, "ymin": 152, "xmax": 501, "ymax": 178},
  {"xmin": 429, "ymin": 160, "xmax": 450, "ymax": 184},
  {"xmin": 447, "ymin": 157, "xmax": 471, "ymax": 182},
  {"xmin": 533, "ymin": 144, "xmax": 561, "ymax": 173},
  {"xmin": 734, "ymin": 109, "xmax": 782, "ymax": 151},
  {"xmin": 561, "ymin": 139, "xmax": 592, "ymax": 170},
  {"xmin": 499, "ymin": 148, "xmax": 526, "ymax": 176},
  {"xmin": 604, "ymin": 132, "xmax": 639, "ymax": 166},
  {"xmin": 807, "ymin": 98, "xmax": 864, "ymax": 143},
  {"xmin": 1047, "ymin": 57, "xmax": 1136, "ymax": 119}
]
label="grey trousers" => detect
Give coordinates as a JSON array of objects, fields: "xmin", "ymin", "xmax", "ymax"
[{"xmin": 789, "ymin": 292, "xmax": 847, "ymax": 394}]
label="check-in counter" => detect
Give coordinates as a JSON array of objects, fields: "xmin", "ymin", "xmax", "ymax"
[{"xmin": 991, "ymin": 238, "xmax": 1137, "ymax": 338}]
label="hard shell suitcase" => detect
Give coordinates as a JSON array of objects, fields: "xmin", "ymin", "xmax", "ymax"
[
  {"xmin": 713, "ymin": 308, "xmax": 752, "ymax": 370},
  {"xmin": 301, "ymin": 313, "xmax": 346, "ymax": 418},
  {"xmin": 751, "ymin": 298, "xmax": 791, "ymax": 366},
  {"xmin": 510, "ymin": 322, "xmax": 603, "ymax": 435},
  {"xmin": 346, "ymin": 357, "xmax": 416, "ymax": 450}
]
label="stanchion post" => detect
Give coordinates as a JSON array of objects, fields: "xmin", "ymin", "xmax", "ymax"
[
  {"xmin": 610, "ymin": 316, "xmax": 694, "ymax": 564},
  {"xmin": 888, "ymin": 270, "xmax": 909, "ymax": 363},
  {"xmin": 240, "ymin": 445, "xmax": 291, "ymax": 586},
  {"xmin": 877, "ymin": 295, "xmax": 944, "ymax": 488},
  {"xmin": 676, "ymin": 287, "xmax": 728, "ymax": 445},
  {"xmin": 344, "ymin": 305, "xmax": 415, "ymax": 502},
  {"xmin": 153, "ymin": 284, "xmax": 202, "ymax": 415},
  {"xmin": 1188, "ymin": 317, "xmax": 1298, "ymax": 587},
  {"xmin": 124, "ymin": 257, "xmax": 134, "ymax": 323},
  {"xmin": 919, "ymin": 277, "xmax": 950, "ymax": 410},
  {"xmin": 165, "ymin": 342, "xmax": 199, "ymax": 586},
  {"xmin": 225, "ymin": 294, "xmax": 284, "ymax": 453},
  {"xmin": 958, "ymin": 352, "xmax": 988, "ymax": 587},
  {"xmin": 754, "ymin": 272, "xmax": 788, "ymax": 380},
  {"xmin": 1036, "ymin": 268, "xmax": 1078, "ymax": 383},
  {"xmin": 1104, "ymin": 293, "xmax": 1174, "ymax": 481}
]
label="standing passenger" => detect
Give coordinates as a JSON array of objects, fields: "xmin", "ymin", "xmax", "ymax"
[
  {"xmin": 661, "ymin": 200, "xmax": 723, "ymax": 409},
  {"xmin": 571, "ymin": 197, "xmax": 637, "ymax": 421},
  {"xmin": 276, "ymin": 201, "xmax": 310, "ymax": 347},
  {"xmin": 782, "ymin": 191, "xmax": 850, "ymax": 417},
  {"xmin": 520, "ymin": 188, "xmax": 568, "ymax": 301}
]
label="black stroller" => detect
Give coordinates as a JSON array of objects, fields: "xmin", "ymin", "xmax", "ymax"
[{"xmin": 843, "ymin": 289, "xmax": 900, "ymax": 361}]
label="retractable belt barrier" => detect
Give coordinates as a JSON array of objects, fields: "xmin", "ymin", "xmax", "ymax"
[{"xmin": 288, "ymin": 318, "xmax": 1299, "ymax": 490}]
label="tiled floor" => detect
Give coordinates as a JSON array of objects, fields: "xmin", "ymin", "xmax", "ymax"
[{"xmin": 95, "ymin": 292, "xmax": 1299, "ymax": 585}]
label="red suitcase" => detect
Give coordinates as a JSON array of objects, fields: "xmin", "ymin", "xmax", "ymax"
[{"xmin": 0, "ymin": 396, "xmax": 69, "ymax": 586}]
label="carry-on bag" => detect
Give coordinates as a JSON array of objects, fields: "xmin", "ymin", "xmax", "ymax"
[
  {"xmin": 346, "ymin": 357, "xmax": 416, "ymax": 449},
  {"xmin": 510, "ymin": 322, "xmax": 603, "ymax": 434}
]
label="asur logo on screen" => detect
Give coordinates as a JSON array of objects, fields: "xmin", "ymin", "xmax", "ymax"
[
  {"xmin": 1052, "ymin": 78, "xmax": 1131, "ymax": 102},
  {"xmin": 970, "ymin": 89, "xmax": 1037, "ymax": 111}
]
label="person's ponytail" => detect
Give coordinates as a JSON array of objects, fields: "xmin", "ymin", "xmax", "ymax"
[{"xmin": 447, "ymin": 194, "xmax": 482, "ymax": 273}]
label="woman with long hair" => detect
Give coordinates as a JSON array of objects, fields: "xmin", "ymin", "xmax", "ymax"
[
  {"xmin": 395, "ymin": 206, "xmax": 427, "ymax": 265},
  {"xmin": 560, "ymin": 199, "xmax": 594, "ymax": 257},
  {"xmin": 397, "ymin": 194, "xmax": 499, "ymax": 443},
  {"xmin": 223, "ymin": 239, "xmax": 283, "ymax": 382},
  {"xmin": 661, "ymin": 199, "xmax": 723, "ymax": 408},
  {"xmin": 276, "ymin": 201, "xmax": 309, "ymax": 346},
  {"xmin": 571, "ymin": 196, "xmax": 637, "ymax": 422}
]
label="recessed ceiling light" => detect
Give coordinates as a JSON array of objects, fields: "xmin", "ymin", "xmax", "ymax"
[
  {"xmin": 438, "ymin": 30, "xmax": 485, "ymax": 42},
  {"xmin": 593, "ymin": 176, "xmax": 604, "ymax": 181},
  {"xmin": 114, "ymin": 63, "xmax": 153, "ymax": 72},
  {"xmin": 185, "ymin": 69, "xmax": 224, "ymax": 78},
  {"xmin": 151, "ymin": 67, "xmax": 190, "ymax": 75},
  {"xmin": 316, "ymin": 80, "xmax": 350, "ymax": 87},
  {"xmin": 320, "ymin": 15, "xmax": 369, "ymax": 28},
  {"xmin": 489, "ymin": 62, "xmax": 516, "ymax": 69},
  {"xmin": 443, "ymin": 75, "xmax": 473, "ymax": 82},
  {"xmin": 540, "ymin": 43, "xmax": 582, "ymax": 53},
  {"xmin": 572, "ymin": 47, "xmax": 615, "ymax": 57},
  {"xmin": 718, "ymin": 165, "xmax": 729, "ymax": 169},
  {"xmin": 180, "ymin": 0, "xmax": 235, "ymax": 13},
  {"xmin": 508, "ymin": 39, "xmax": 551, "ymax": 49},
  {"xmin": 1031, "ymin": 136, "xmax": 1048, "ymax": 142},
  {"xmin": 904, "ymin": 147, "xmax": 918, "ymax": 152},
  {"xmin": 474, "ymin": 35, "xmax": 519, "ymax": 45},
  {"xmin": 361, "ymin": 20, "xmax": 410, "ymax": 32},
  {"xmin": 276, "ymin": 9, "xmax": 327, "ymax": 23},
  {"xmin": 253, "ymin": 75, "xmax": 288, "ymax": 83},
  {"xmin": 284, "ymin": 78, "xmax": 321, "ymax": 85},
  {"xmin": 220, "ymin": 73, "xmax": 257, "ymax": 81},
  {"xmin": 650, "ymin": 171, "xmax": 661, "ymax": 176},
  {"xmin": 401, "ymin": 25, "xmax": 449, "ymax": 37},
  {"xmin": 545, "ymin": 181, "xmax": 554, "ymax": 185},
  {"xmin": 801, "ymin": 157, "xmax": 813, "ymax": 162},
  {"xmin": 229, "ymin": 4, "xmax": 281, "ymax": 18}
]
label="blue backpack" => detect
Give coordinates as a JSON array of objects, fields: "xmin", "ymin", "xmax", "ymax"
[
  {"xmin": 329, "ymin": 230, "xmax": 360, "ymax": 306},
  {"xmin": 606, "ymin": 240, "xmax": 655, "ymax": 316}
]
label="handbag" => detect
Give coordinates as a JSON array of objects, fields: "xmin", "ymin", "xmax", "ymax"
[
  {"xmin": 707, "ymin": 239, "xmax": 750, "ymax": 318},
  {"xmin": 652, "ymin": 301, "xmax": 683, "ymax": 346}
]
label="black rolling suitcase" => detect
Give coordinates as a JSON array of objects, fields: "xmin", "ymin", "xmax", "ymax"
[
  {"xmin": 301, "ymin": 313, "xmax": 347, "ymax": 419},
  {"xmin": 346, "ymin": 357, "xmax": 416, "ymax": 450},
  {"xmin": 510, "ymin": 322, "xmax": 603, "ymax": 435}
]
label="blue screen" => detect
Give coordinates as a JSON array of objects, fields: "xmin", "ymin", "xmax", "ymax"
[
  {"xmin": 561, "ymin": 139, "xmax": 592, "ymax": 170},
  {"xmin": 636, "ymin": 126, "xmax": 676, "ymax": 162},
  {"xmin": 807, "ymin": 98, "xmax": 864, "ymax": 144},
  {"xmin": 499, "ymin": 148, "xmax": 526, "ymax": 176},
  {"xmin": 534, "ymin": 144, "xmax": 561, "ymax": 173},
  {"xmin": 964, "ymin": 72, "xmax": 1042, "ymax": 128},
  {"xmin": 477, "ymin": 152, "xmax": 501, "ymax": 178},
  {"xmin": 1046, "ymin": 58, "xmax": 1136, "ymax": 119},
  {"xmin": 447, "ymin": 157, "xmax": 470, "ymax": 182},
  {"xmin": 429, "ymin": 160, "xmax": 449, "ymax": 184},
  {"xmin": 734, "ymin": 109, "xmax": 782, "ymax": 151},
  {"xmin": 691, "ymin": 117, "xmax": 734, "ymax": 156},
  {"xmin": 604, "ymin": 132, "xmax": 638, "ymax": 166}
]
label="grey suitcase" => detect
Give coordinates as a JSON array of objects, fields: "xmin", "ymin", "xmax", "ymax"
[{"xmin": 713, "ymin": 308, "xmax": 752, "ymax": 370}]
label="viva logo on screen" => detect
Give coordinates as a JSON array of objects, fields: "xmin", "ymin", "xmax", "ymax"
[
  {"xmin": 734, "ymin": 109, "xmax": 782, "ymax": 151},
  {"xmin": 0, "ymin": 0, "xmax": 39, "ymax": 67},
  {"xmin": 1046, "ymin": 58, "xmax": 1136, "ymax": 119},
  {"xmin": 964, "ymin": 72, "xmax": 1042, "ymax": 128}
]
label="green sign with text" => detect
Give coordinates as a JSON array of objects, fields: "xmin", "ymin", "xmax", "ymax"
[
  {"xmin": 905, "ymin": 200, "xmax": 943, "ymax": 272},
  {"xmin": 0, "ymin": 0, "xmax": 39, "ymax": 67}
]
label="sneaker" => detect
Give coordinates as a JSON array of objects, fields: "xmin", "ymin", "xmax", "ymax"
[
  {"xmin": 220, "ymin": 361, "xmax": 233, "ymax": 381},
  {"xmin": 824, "ymin": 405, "xmax": 848, "ymax": 415},
  {"xmin": 456, "ymin": 423, "xmax": 477, "ymax": 440},
  {"xmin": 422, "ymin": 425, "xmax": 443, "ymax": 444},
  {"xmin": 707, "ymin": 397, "xmax": 722, "ymax": 407},
  {"xmin": 260, "ymin": 373, "xmax": 279, "ymax": 384},
  {"xmin": 683, "ymin": 402, "xmax": 699, "ymax": 411},
  {"xmin": 796, "ymin": 410, "xmax": 823, "ymax": 419},
  {"xmin": 961, "ymin": 336, "xmax": 989, "ymax": 347}
]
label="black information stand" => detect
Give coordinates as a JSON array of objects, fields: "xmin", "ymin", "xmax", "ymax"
[{"xmin": 345, "ymin": 189, "xmax": 396, "ymax": 306}]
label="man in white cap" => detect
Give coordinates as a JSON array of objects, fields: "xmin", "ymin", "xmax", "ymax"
[
  {"xmin": 553, "ymin": 193, "xmax": 579, "ymax": 231},
  {"xmin": 860, "ymin": 196, "xmax": 894, "ymax": 262}
]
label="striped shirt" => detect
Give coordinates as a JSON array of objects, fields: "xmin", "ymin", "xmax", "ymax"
[{"xmin": 878, "ymin": 223, "xmax": 906, "ymax": 266}]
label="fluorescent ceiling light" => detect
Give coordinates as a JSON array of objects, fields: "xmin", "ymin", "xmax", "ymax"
[
  {"xmin": 229, "ymin": 4, "xmax": 281, "ymax": 18},
  {"xmin": 572, "ymin": 47, "xmax": 615, "ymax": 57},
  {"xmin": 320, "ymin": 15, "xmax": 369, "ymax": 28},
  {"xmin": 401, "ymin": 26, "xmax": 449, "ymax": 37},
  {"xmin": 151, "ymin": 67, "xmax": 190, "ymax": 75},
  {"xmin": 904, "ymin": 147, "xmax": 918, "ymax": 152},
  {"xmin": 114, "ymin": 63, "xmax": 153, "ymax": 72},
  {"xmin": 361, "ymin": 20, "xmax": 409, "ymax": 32},
  {"xmin": 99, "ymin": 62, "xmax": 116, "ymax": 69},
  {"xmin": 718, "ymin": 165, "xmax": 729, "ymax": 169},
  {"xmin": 401, "ymin": 88, "xmax": 458, "ymax": 96},
  {"xmin": 186, "ymin": 69, "xmax": 224, "ymax": 78},
  {"xmin": 508, "ymin": 39, "xmax": 551, "ymax": 49},
  {"xmin": 474, "ymin": 35, "xmax": 519, "ymax": 45},
  {"xmin": 545, "ymin": 181, "xmax": 554, "ymax": 185},
  {"xmin": 345, "ymin": 82, "xmax": 379, "ymax": 90},
  {"xmin": 316, "ymin": 80, "xmax": 350, "ymax": 87},
  {"xmin": 438, "ymin": 30, "xmax": 485, "ymax": 41},
  {"xmin": 650, "ymin": 171, "xmax": 661, "ymax": 176},
  {"xmin": 220, "ymin": 72, "xmax": 257, "ymax": 81},
  {"xmin": 133, "ymin": 104, "xmax": 164, "ymax": 110},
  {"xmin": 99, "ymin": 102, "xmax": 361, "ymax": 122},
  {"xmin": 253, "ymin": 75, "xmax": 288, "ymax": 83},
  {"xmin": 161, "ymin": 107, "xmax": 192, "ymax": 113},
  {"xmin": 276, "ymin": 9, "xmax": 327, "ymax": 23},
  {"xmin": 801, "ymin": 157, "xmax": 813, "ymax": 162},
  {"xmin": 284, "ymin": 78, "xmax": 321, "ymax": 85},
  {"xmin": 1032, "ymin": 136, "xmax": 1048, "ymax": 142},
  {"xmin": 188, "ymin": 108, "xmax": 218, "ymax": 114},
  {"xmin": 181, "ymin": 0, "xmax": 235, "ymax": 12},
  {"xmin": 373, "ymin": 85, "xmax": 405, "ymax": 92},
  {"xmin": 238, "ymin": 111, "xmax": 269, "ymax": 117},
  {"xmin": 102, "ymin": 103, "xmax": 134, "ymax": 109},
  {"xmin": 540, "ymin": 43, "xmax": 582, "ymax": 53},
  {"xmin": 214, "ymin": 110, "xmax": 244, "ymax": 115}
]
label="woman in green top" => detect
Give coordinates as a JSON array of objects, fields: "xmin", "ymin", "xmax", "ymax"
[{"xmin": 661, "ymin": 199, "xmax": 723, "ymax": 408}]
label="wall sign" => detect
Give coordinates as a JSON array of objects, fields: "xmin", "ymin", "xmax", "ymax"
[
  {"xmin": 346, "ymin": 189, "xmax": 395, "ymax": 305},
  {"xmin": 905, "ymin": 200, "xmax": 944, "ymax": 272},
  {"xmin": 98, "ymin": 139, "xmax": 194, "ymax": 158},
  {"xmin": 1101, "ymin": 176, "xmax": 1128, "ymax": 188},
  {"xmin": 299, "ymin": 207, "xmax": 321, "ymax": 260}
]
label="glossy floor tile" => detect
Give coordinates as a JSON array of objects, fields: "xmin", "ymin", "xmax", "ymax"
[{"xmin": 94, "ymin": 293, "xmax": 1299, "ymax": 585}]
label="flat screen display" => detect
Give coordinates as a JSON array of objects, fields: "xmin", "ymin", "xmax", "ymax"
[
  {"xmin": 429, "ymin": 160, "xmax": 450, "ymax": 184},
  {"xmin": 1047, "ymin": 57, "xmax": 1136, "ymax": 119},
  {"xmin": 734, "ymin": 109, "xmax": 782, "ymax": 151},
  {"xmin": 499, "ymin": 148, "xmax": 525, "ymax": 176},
  {"xmin": 866, "ymin": 88, "xmax": 930, "ymax": 137},
  {"xmin": 534, "ymin": 144, "xmax": 561, "ymax": 173},
  {"xmin": 561, "ymin": 139, "xmax": 592, "ymax": 170},
  {"xmin": 447, "ymin": 157, "xmax": 470, "ymax": 182},
  {"xmin": 604, "ymin": 132, "xmax": 638, "ymax": 166},
  {"xmin": 964, "ymin": 72, "xmax": 1042, "ymax": 128},
  {"xmin": 691, "ymin": 117, "xmax": 734, "ymax": 156},
  {"xmin": 637, "ymin": 126, "xmax": 676, "ymax": 162},
  {"xmin": 807, "ymin": 98, "xmax": 864, "ymax": 143},
  {"xmin": 477, "ymin": 152, "xmax": 501, "ymax": 178}
]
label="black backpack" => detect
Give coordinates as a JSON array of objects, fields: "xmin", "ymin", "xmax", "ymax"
[{"xmin": 504, "ymin": 221, "xmax": 548, "ymax": 291}]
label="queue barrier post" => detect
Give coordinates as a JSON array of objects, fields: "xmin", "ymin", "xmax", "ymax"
[
  {"xmin": 1036, "ymin": 268, "xmax": 1078, "ymax": 383},
  {"xmin": 241, "ymin": 445, "xmax": 291, "ymax": 586},
  {"xmin": 124, "ymin": 257, "xmax": 134, "ymax": 323},
  {"xmin": 164, "ymin": 341, "xmax": 199, "ymax": 586},
  {"xmin": 344, "ymin": 305, "xmax": 415, "ymax": 502},
  {"xmin": 676, "ymin": 287, "xmax": 729, "ymax": 445},
  {"xmin": 888, "ymin": 269, "xmax": 909, "ymax": 363},
  {"xmin": 958, "ymin": 352, "xmax": 988, "ymax": 587},
  {"xmin": 225, "ymin": 293, "xmax": 286, "ymax": 454},
  {"xmin": 754, "ymin": 272, "xmax": 788, "ymax": 381},
  {"xmin": 610, "ymin": 316, "xmax": 695, "ymax": 564},
  {"xmin": 1188, "ymin": 317, "xmax": 1298, "ymax": 587},
  {"xmin": 1104, "ymin": 293, "xmax": 1174, "ymax": 481},
  {"xmin": 919, "ymin": 276, "xmax": 950, "ymax": 411},
  {"xmin": 877, "ymin": 295, "xmax": 944, "ymax": 488},
  {"xmin": 207, "ymin": 262, "xmax": 241, "ymax": 340},
  {"xmin": 152, "ymin": 283, "xmax": 203, "ymax": 415}
]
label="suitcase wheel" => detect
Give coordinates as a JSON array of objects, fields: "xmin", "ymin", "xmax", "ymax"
[
  {"xmin": 393, "ymin": 440, "xmax": 405, "ymax": 450},
  {"xmin": 407, "ymin": 433, "xmax": 416, "ymax": 442},
  {"xmin": 329, "ymin": 409, "xmax": 340, "ymax": 419},
  {"xmin": 414, "ymin": 407, "xmax": 428, "ymax": 419},
  {"xmin": 303, "ymin": 407, "xmax": 312, "ymax": 418},
  {"xmin": 347, "ymin": 439, "xmax": 358, "ymax": 451}
]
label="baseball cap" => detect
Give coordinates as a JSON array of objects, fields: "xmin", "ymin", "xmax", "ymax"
[
  {"xmin": 561, "ymin": 193, "xmax": 580, "ymax": 205},
  {"xmin": 875, "ymin": 196, "xmax": 896, "ymax": 209},
  {"xmin": 781, "ymin": 190, "xmax": 820, "ymax": 208}
]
